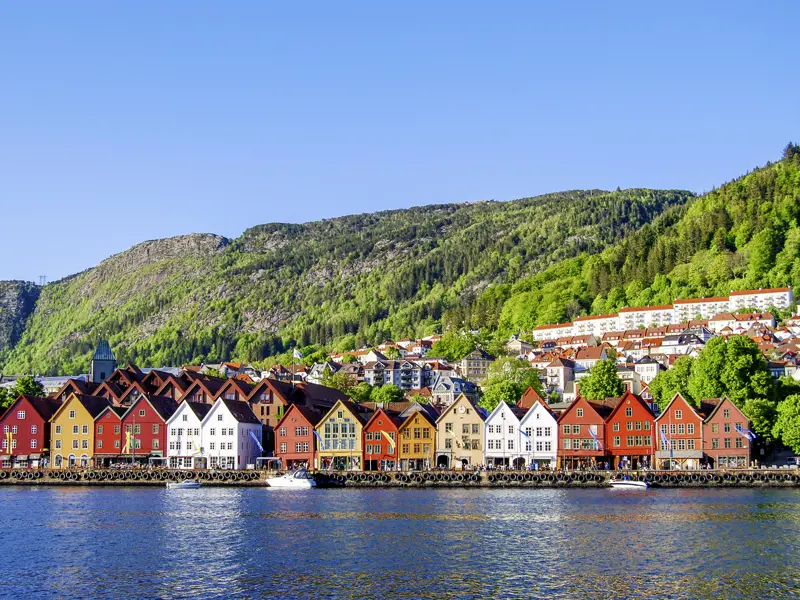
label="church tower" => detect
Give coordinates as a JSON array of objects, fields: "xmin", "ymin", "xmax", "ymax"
[{"xmin": 90, "ymin": 340, "xmax": 116, "ymax": 383}]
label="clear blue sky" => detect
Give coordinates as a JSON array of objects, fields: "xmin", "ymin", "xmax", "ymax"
[{"xmin": 1, "ymin": 1, "xmax": 798, "ymax": 281}]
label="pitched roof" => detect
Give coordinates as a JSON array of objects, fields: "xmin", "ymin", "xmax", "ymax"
[
  {"xmin": 619, "ymin": 304, "xmax": 673, "ymax": 312},
  {"xmin": 0, "ymin": 395, "xmax": 62, "ymax": 423},
  {"xmin": 575, "ymin": 347, "xmax": 605, "ymax": 360},
  {"xmin": 219, "ymin": 399, "xmax": 261, "ymax": 424},
  {"xmin": 517, "ymin": 386, "xmax": 544, "ymax": 409},
  {"xmin": 730, "ymin": 287, "xmax": 791, "ymax": 296},
  {"xmin": 93, "ymin": 340, "xmax": 116, "ymax": 361},
  {"xmin": 673, "ymin": 296, "xmax": 729, "ymax": 305},
  {"xmin": 64, "ymin": 394, "xmax": 113, "ymax": 419},
  {"xmin": 276, "ymin": 404, "xmax": 324, "ymax": 429},
  {"xmin": 185, "ymin": 401, "xmax": 213, "ymax": 421}
]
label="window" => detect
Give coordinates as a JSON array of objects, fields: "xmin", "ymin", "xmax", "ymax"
[
  {"xmin": 366, "ymin": 432, "xmax": 373, "ymax": 441},
  {"xmin": 72, "ymin": 440, "xmax": 79, "ymax": 449},
  {"xmin": 296, "ymin": 427, "xmax": 302, "ymax": 437},
  {"xmin": 712, "ymin": 438, "xmax": 719, "ymax": 449},
  {"xmin": 182, "ymin": 415, "xmax": 188, "ymax": 422},
  {"xmin": 572, "ymin": 425, "xmax": 580, "ymax": 434},
  {"xmin": 724, "ymin": 423, "xmax": 731, "ymax": 433},
  {"xmin": 675, "ymin": 410, "xmax": 682, "ymax": 420},
  {"xmin": 508, "ymin": 425, "xmax": 514, "ymax": 435},
  {"xmin": 613, "ymin": 436, "xmax": 620, "ymax": 447},
  {"xmin": 152, "ymin": 424, "xmax": 159, "ymax": 434},
  {"xmin": 670, "ymin": 424, "xmax": 676, "ymax": 434},
  {"xmin": 508, "ymin": 439, "xmax": 514, "ymax": 450},
  {"xmin": 402, "ymin": 444, "xmax": 410, "ymax": 454},
  {"xmin": 687, "ymin": 439, "xmax": 695, "ymax": 450},
  {"xmin": 218, "ymin": 414, "xmax": 223, "ymax": 422},
  {"xmin": 472, "ymin": 424, "xmax": 479, "ymax": 434},
  {"xmin": 687, "ymin": 423, "xmax": 694, "ymax": 434},
  {"xmin": 139, "ymin": 409, "xmax": 146, "ymax": 417},
  {"xmin": 723, "ymin": 409, "xmax": 730, "ymax": 419},
  {"xmin": 544, "ymin": 427, "xmax": 551, "ymax": 437},
  {"xmin": 82, "ymin": 425, "xmax": 89, "ymax": 434},
  {"xmin": 279, "ymin": 427, "xmax": 286, "ymax": 436},
  {"xmin": 69, "ymin": 410, "xmax": 75, "ymax": 419},
  {"xmin": 735, "ymin": 437, "xmax": 744, "ymax": 448},
  {"xmin": 627, "ymin": 422, "xmax": 633, "ymax": 431},
  {"xmin": 445, "ymin": 439, "xmax": 452, "ymax": 449},
  {"xmin": 30, "ymin": 439, "xmax": 37, "ymax": 449},
  {"xmin": 210, "ymin": 442, "xmax": 216, "ymax": 451},
  {"xmin": 678, "ymin": 424, "xmax": 685, "ymax": 434},
  {"xmin": 97, "ymin": 439, "xmax": 103, "ymax": 449},
  {"xmin": 613, "ymin": 422, "xmax": 620, "ymax": 432},
  {"xmin": 152, "ymin": 439, "xmax": 159, "ymax": 449},
  {"xmin": 627, "ymin": 436, "xmax": 635, "ymax": 447},
  {"xmin": 72, "ymin": 425, "xmax": 79, "ymax": 434},
  {"xmin": 625, "ymin": 407, "xmax": 633, "ymax": 417},
  {"xmin": 462, "ymin": 424, "xmax": 470, "ymax": 434},
  {"xmin": 563, "ymin": 438, "xmax": 571, "ymax": 449},
  {"xmin": 55, "ymin": 440, "xmax": 62, "ymax": 450},
  {"xmin": 134, "ymin": 425, "xmax": 140, "ymax": 434},
  {"xmin": 563, "ymin": 424, "xmax": 570, "ymax": 434},
  {"xmin": 423, "ymin": 429, "xmax": 430, "ymax": 439},
  {"xmin": 55, "ymin": 425, "xmax": 62, "ymax": 434},
  {"xmin": 17, "ymin": 410, "xmax": 25, "ymax": 419},
  {"xmin": 296, "ymin": 442, "xmax": 303, "ymax": 452},
  {"xmin": 576, "ymin": 408, "xmax": 584, "ymax": 418},
  {"xmin": 445, "ymin": 423, "xmax": 452, "ymax": 433},
  {"xmin": 724, "ymin": 438, "xmax": 732, "ymax": 449},
  {"xmin": 98, "ymin": 425, "xmax": 104, "ymax": 435},
  {"xmin": 414, "ymin": 428, "xmax": 421, "ymax": 439},
  {"xmin": 712, "ymin": 423, "xmax": 719, "ymax": 433}
]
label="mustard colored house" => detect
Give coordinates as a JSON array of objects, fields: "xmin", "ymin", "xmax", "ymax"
[
  {"xmin": 316, "ymin": 400, "xmax": 368, "ymax": 471},
  {"xmin": 398, "ymin": 411, "xmax": 436, "ymax": 471},
  {"xmin": 50, "ymin": 394, "xmax": 111, "ymax": 468}
]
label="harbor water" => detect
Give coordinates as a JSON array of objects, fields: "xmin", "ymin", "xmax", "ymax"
[{"xmin": 1, "ymin": 486, "xmax": 799, "ymax": 599}]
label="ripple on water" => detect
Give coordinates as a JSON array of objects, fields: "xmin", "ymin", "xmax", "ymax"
[{"xmin": 1, "ymin": 487, "xmax": 800, "ymax": 599}]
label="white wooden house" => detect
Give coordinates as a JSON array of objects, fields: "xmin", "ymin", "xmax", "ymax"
[
  {"xmin": 484, "ymin": 402, "xmax": 523, "ymax": 468},
  {"xmin": 518, "ymin": 400, "xmax": 558, "ymax": 468},
  {"xmin": 165, "ymin": 401, "xmax": 211, "ymax": 469},
  {"xmin": 201, "ymin": 398, "xmax": 263, "ymax": 469}
]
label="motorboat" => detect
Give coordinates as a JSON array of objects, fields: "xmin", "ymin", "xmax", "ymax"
[
  {"xmin": 166, "ymin": 479, "xmax": 203, "ymax": 489},
  {"xmin": 266, "ymin": 469, "xmax": 317, "ymax": 489},
  {"xmin": 608, "ymin": 476, "xmax": 649, "ymax": 489}
]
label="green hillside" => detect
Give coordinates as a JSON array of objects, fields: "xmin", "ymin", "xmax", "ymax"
[
  {"xmin": 1, "ymin": 188, "xmax": 689, "ymax": 375},
  {"xmin": 496, "ymin": 145, "xmax": 800, "ymax": 334}
]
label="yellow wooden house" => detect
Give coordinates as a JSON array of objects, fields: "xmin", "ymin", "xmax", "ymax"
[
  {"xmin": 50, "ymin": 394, "xmax": 112, "ymax": 468},
  {"xmin": 398, "ymin": 410, "xmax": 436, "ymax": 471},
  {"xmin": 316, "ymin": 400, "xmax": 368, "ymax": 471}
]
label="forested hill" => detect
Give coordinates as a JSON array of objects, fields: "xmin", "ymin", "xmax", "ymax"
[
  {"xmin": 496, "ymin": 145, "xmax": 800, "ymax": 334},
  {"xmin": 0, "ymin": 187, "xmax": 690, "ymax": 375}
]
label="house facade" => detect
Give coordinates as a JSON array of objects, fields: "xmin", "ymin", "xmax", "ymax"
[
  {"xmin": 604, "ymin": 391, "xmax": 656, "ymax": 470},
  {"xmin": 556, "ymin": 396, "xmax": 614, "ymax": 470},
  {"xmin": 397, "ymin": 410, "xmax": 435, "ymax": 471},
  {"xmin": 701, "ymin": 397, "xmax": 752, "ymax": 468},
  {"xmin": 201, "ymin": 398, "xmax": 263, "ymax": 469},
  {"xmin": 120, "ymin": 396, "xmax": 178, "ymax": 465},
  {"xmin": 0, "ymin": 395, "xmax": 61, "ymax": 469},
  {"xmin": 434, "ymin": 394, "xmax": 486, "ymax": 469},
  {"xmin": 93, "ymin": 406, "xmax": 125, "ymax": 467},
  {"xmin": 50, "ymin": 394, "xmax": 111, "ymax": 468},
  {"xmin": 654, "ymin": 393, "xmax": 704, "ymax": 470},
  {"xmin": 484, "ymin": 402, "xmax": 522, "ymax": 468},
  {"xmin": 363, "ymin": 408, "xmax": 401, "ymax": 471},
  {"xmin": 316, "ymin": 400, "xmax": 367, "ymax": 471},
  {"xmin": 166, "ymin": 401, "xmax": 212, "ymax": 469},
  {"xmin": 275, "ymin": 404, "xmax": 322, "ymax": 470},
  {"xmin": 518, "ymin": 400, "xmax": 558, "ymax": 469}
]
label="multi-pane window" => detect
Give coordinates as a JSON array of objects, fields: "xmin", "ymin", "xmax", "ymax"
[{"xmin": 625, "ymin": 407, "xmax": 633, "ymax": 417}]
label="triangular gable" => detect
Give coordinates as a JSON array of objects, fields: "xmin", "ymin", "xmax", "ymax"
[
  {"xmin": 654, "ymin": 393, "xmax": 704, "ymax": 423},
  {"xmin": 517, "ymin": 386, "xmax": 544, "ymax": 409},
  {"xmin": 604, "ymin": 390, "xmax": 654, "ymax": 422},
  {"xmin": 485, "ymin": 401, "xmax": 520, "ymax": 425},
  {"xmin": 700, "ymin": 396, "xmax": 748, "ymax": 423},
  {"xmin": 556, "ymin": 395, "xmax": 604, "ymax": 424},
  {"xmin": 365, "ymin": 408, "xmax": 403, "ymax": 432},
  {"xmin": 435, "ymin": 393, "xmax": 484, "ymax": 424}
]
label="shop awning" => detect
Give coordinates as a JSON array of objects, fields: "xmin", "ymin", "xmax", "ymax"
[
  {"xmin": 0, "ymin": 455, "xmax": 10, "ymax": 461},
  {"xmin": 28, "ymin": 454, "xmax": 41, "ymax": 460},
  {"xmin": 15, "ymin": 455, "xmax": 28, "ymax": 461}
]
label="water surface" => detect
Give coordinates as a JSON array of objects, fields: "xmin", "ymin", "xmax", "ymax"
[{"xmin": 1, "ymin": 486, "xmax": 798, "ymax": 599}]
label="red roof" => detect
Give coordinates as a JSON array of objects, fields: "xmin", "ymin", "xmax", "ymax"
[
  {"xmin": 730, "ymin": 287, "xmax": 790, "ymax": 296},
  {"xmin": 619, "ymin": 304, "xmax": 673, "ymax": 313},
  {"xmin": 574, "ymin": 313, "xmax": 618, "ymax": 322},
  {"xmin": 674, "ymin": 296, "xmax": 729, "ymax": 305}
]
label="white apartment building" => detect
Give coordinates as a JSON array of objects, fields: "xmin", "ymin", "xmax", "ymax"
[
  {"xmin": 673, "ymin": 296, "xmax": 730, "ymax": 322},
  {"xmin": 572, "ymin": 313, "xmax": 619, "ymax": 337},
  {"xmin": 532, "ymin": 322, "xmax": 574, "ymax": 342},
  {"xmin": 618, "ymin": 305, "xmax": 674, "ymax": 330},
  {"xmin": 729, "ymin": 287, "xmax": 793, "ymax": 312},
  {"xmin": 518, "ymin": 401, "xmax": 558, "ymax": 468}
]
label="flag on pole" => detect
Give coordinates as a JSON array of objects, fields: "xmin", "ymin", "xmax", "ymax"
[
  {"xmin": 381, "ymin": 430, "xmax": 396, "ymax": 451},
  {"xmin": 735, "ymin": 424, "xmax": 756, "ymax": 441},
  {"xmin": 313, "ymin": 430, "xmax": 326, "ymax": 451},
  {"xmin": 122, "ymin": 431, "xmax": 132, "ymax": 454},
  {"xmin": 587, "ymin": 427, "xmax": 602, "ymax": 451},
  {"xmin": 660, "ymin": 429, "xmax": 670, "ymax": 451},
  {"xmin": 5, "ymin": 431, "xmax": 12, "ymax": 451},
  {"xmin": 293, "ymin": 348, "xmax": 303, "ymax": 360},
  {"xmin": 519, "ymin": 428, "xmax": 531, "ymax": 440},
  {"xmin": 249, "ymin": 430, "xmax": 264, "ymax": 452}
]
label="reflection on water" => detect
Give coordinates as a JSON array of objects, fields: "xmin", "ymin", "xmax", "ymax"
[{"xmin": 1, "ymin": 487, "xmax": 799, "ymax": 599}]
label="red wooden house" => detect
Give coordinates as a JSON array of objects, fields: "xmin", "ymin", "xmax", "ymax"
[
  {"xmin": 604, "ymin": 390, "xmax": 656, "ymax": 469},
  {"xmin": 556, "ymin": 396, "xmax": 617, "ymax": 470},
  {"xmin": 275, "ymin": 404, "xmax": 323, "ymax": 470},
  {"xmin": 363, "ymin": 408, "xmax": 403, "ymax": 471},
  {"xmin": 0, "ymin": 395, "xmax": 61, "ymax": 469},
  {"xmin": 93, "ymin": 406, "xmax": 127, "ymax": 466},
  {"xmin": 701, "ymin": 397, "xmax": 752, "ymax": 469},
  {"xmin": 178, "ymin": 378, "xmax": 225, "ymax": 405},
  {"xmin": 120, "ymin": 396, "xmax": 179, "ymax": 464},
  {"xmin": 653, "ymin": 393, "xmax": 704, "ymax": 470}
]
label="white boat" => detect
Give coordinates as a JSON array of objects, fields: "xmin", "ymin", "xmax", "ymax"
[
  {"xmin": 609, "ymin": 477, "xmax": 649, "ymax": 489},
  {"xmin": 266, "ymin": 469, "xmax": 317, "ymax": 489},
  {"xmin": 166, "ymin": 479, "xmax": 202, "ymax": 489}
]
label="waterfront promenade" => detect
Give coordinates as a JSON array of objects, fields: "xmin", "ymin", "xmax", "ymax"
[{"xmin": 1, "ymin": 467, "xmax": 799, "ymax": 488}]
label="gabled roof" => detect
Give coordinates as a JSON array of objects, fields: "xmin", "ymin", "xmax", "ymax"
[
  {"xmin": 53, "ymin": 378, "xmax": 99, "ymax": 399},
  {"xmin": 123, "ymin": 395, "xmax": 180, "ymax": 422},
  {"xmin": 399, "ymin": 408, "xmax": 436, "ymax": 430},
  {"xmin": 217, "ymin": 398, "xmax": 261, "ymax": 425},
  {"xmin": 485, "ymin": 400, "xmax": 521, "ymax": 424},
  {"xmin": 365, "ymin": 408, "xmax": 404, "ymax": 431},
  {"xmin": 655, "ymin": 393, "xmax": 705, "ymax": 421},
  {"xmin": 556, "ymin": 395, "xmax": 607, "ymax": 423},
  {"xmin": 730, "ymin": 287, "xmax": 791, "ymax": 296},
  {"xmin": 179, "ymin": 377, "xmax": 226, "ymax": 402},
  {"xmin": 435, "ymin": 393, "xmax": 486, "ymax": 424},
  {"xmin": 575, "ymin": 347, "xmax": 605, "ymax": 360},
  {"xmin": 275, "ymin": 403, "xmax": 324, "ymax": 429},
  {"xmin": 604, "ymin": 390, "xmax": 654, "ymax": 422},
  {"xmin": 95, "ymin": 404, "xmax": 126, "ymax": 421},
  {"xmin": 53, "ymin": 393, "xmax": 113, "ymax": 421},
  {"xmin": 698, "ymin": 396, "xmax": 747, "ymax": 422},
  {"xmin": 319, "ymin": 398, "xmax": 371, "ymax": 426},
  {"xmin": 0, "ymin": 395, "xmax": 62, "ymax": 423},
  {"xmin": 517, "ymin": 386, "xmax": 544, "ymax": 410}
]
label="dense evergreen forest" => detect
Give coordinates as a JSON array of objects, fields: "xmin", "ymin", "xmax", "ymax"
[{"xmin": 1, "ymin": 144, "xmax": 798, "ymax": 376}]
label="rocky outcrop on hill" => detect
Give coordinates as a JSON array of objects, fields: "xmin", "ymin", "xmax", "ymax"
[{"xmin": 0, "ymin": 281, "xmax": 40, "ymax": 351}]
